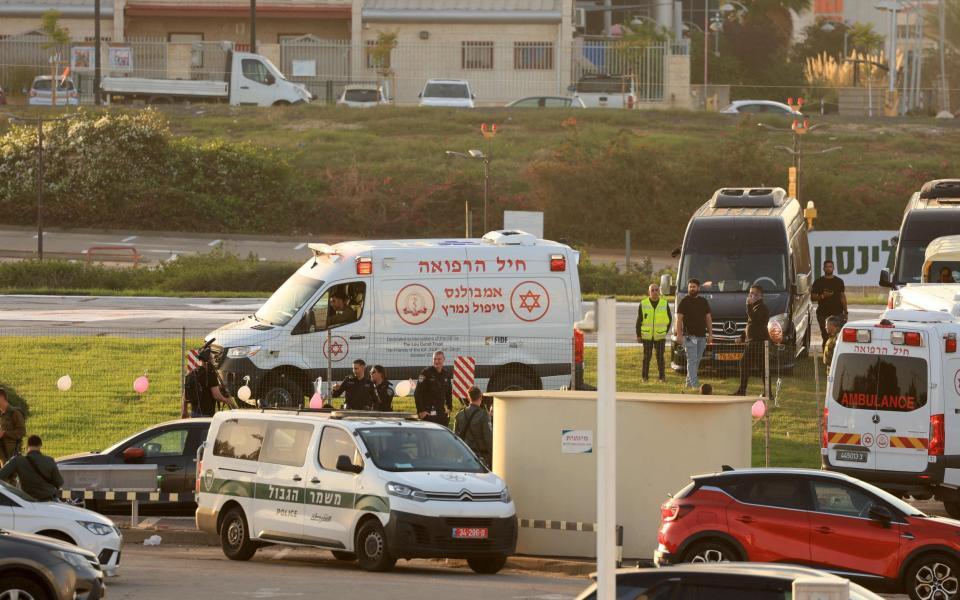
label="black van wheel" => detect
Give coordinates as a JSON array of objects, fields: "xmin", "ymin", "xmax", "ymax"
[
  {"xmin": 467, "ymin": 554, "xmax": 508, "ymax": 574},
  {"xmin": 944, "ymin": 501, "xmax": 960, "ymax": 519},
  {"xmin": 221, "ymin": 507, "xmax": 258, "ymax": 561},
  {"xmin": 906, "ymin": 552, "xmax": 960, "ymax": 600},
  {"xmin": 261, "ymin": 373, "xmax": 302, "ymax": 409},
  {"xmin": 356, "ymin": 520, "xmax": 396, "ymax": 572},
  {"xmin": 331, "ymin": 550, "xmax": 356, "ymax": 561}
]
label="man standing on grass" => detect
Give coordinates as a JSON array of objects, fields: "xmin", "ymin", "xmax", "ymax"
[
  {"xmin": 675, "ymin": 279, "xmax": 712, "ymax": 391},
  {"xmin": 0, "ymin": 389, "xmax": 25, "ymax": 468},
  {"xmin": 635, "ymin": 283, "xmax": 672, "ymax": 383},
  {"xmin": 811, "ymin": 260, "xmax": 847, "ymax": 346},
  {"xmin": 734, "ymin": 285, "xmax": 769, "ymax": 396}
]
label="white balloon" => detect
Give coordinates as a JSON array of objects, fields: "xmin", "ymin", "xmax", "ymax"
[
  {"xmin": 57, "ymin": 375, "xmax": 72, "ymax": 392},
  {"xmin": 395, "ymin": 379, "xmax": 416, "ymax": 398},
  {"xmin": 237, "ymin": 385, "xmax": 252, "ymax": 402}
]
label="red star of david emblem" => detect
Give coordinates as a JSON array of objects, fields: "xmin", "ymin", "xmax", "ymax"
[
  {"xmin": 329, "ymin": 341, "xmax": 344, "ymax": 356},
  {"xmin": 518, "ymin": 289, "xmax": 542, "ymax": 313}
]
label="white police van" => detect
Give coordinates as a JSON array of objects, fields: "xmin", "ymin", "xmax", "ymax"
[
  {"xmin": 822, "ymin": 308, "xmax": 960, "ymax": 516},
  {"xmin": 206, "ymin": 231, "xmax": 583, "ymax": 407},
  {"xmin": 195, "ymin": 410, "xmax": 517, "ymax": 573}
]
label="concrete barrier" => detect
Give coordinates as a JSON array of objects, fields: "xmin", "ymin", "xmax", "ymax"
[{"xmin": 492, "ymin": 390, "xmax": 753, "ymax": 559}]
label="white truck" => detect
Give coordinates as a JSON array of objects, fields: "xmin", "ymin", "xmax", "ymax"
[{"xmin": 102, "ymin": 51, "xmax": 312, "ymax": 107}]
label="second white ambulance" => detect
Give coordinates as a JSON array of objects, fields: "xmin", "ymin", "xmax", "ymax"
[{"xmin": 822, "ymin": 308, "xmax": 960, "ymax": 517}]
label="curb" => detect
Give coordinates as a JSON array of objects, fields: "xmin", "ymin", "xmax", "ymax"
[{"xmin": 118, "ymin": 527, "xmax": 596, "ymax": 576}]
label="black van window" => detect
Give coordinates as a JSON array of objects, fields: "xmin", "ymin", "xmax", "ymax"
[
  {"xmin": 213, "ymin": 419, "xmax": 267, "ymax": 461},
  {"xmin": 832, "ymin": 354, "xmax": 928, "ymax": 412}
]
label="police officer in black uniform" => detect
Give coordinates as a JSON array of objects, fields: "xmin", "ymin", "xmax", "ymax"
[
  {"xmin": 414, "ymin": 351, "xmax": 453, "ymax": 427},
  {"xmin": 332, "ymin": 359, "xmax": 377, "ymax": 410},
  {"xmin": 370, "ymin": 365, "xmax": 395, "ymax": 412}
]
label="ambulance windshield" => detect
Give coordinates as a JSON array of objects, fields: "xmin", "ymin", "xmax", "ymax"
[
  {"xmin": 255, "ymin": 273, "xmax": 324, "ymax": 326},
  {"xmin": 358, "ymin": 427, "xmax": 485, "ymax": 473}
]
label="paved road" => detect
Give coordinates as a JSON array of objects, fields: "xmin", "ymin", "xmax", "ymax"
[
  {"xmin": 108, "ymin": 545, "xmax": 586, "ymax": 600},
  {"xmin": 0, "ymin": 295, "xmax": 884, "ymax": 345}
]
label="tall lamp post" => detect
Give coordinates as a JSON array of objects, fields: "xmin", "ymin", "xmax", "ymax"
[
  {"xmin": 758, "ymin": 104, "xmax": 840, "ymax": 203},
  {"xmin": 4, "ymin": 112, "xmax": 76, "ymax": 260},
  {"xmin": 444, "ymin": 122, "xmax": 497, "ymax": 237}
]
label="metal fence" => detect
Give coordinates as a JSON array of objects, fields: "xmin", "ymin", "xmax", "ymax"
[{"xmin": 0, "ymin": 34, "xmax": 687, "ymax": 106}]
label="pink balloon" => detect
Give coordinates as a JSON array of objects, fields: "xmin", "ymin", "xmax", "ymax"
[
  {"xmin": 133, "ymin": 376, "xmax": 149, "ymax": 394},
  {"xmin": 751, "ymin": 399, "xmax": 766, "ymax": 419},
  {"xmin": 309, "ymin": 392, "xmax": 324, "ymax": 409}
]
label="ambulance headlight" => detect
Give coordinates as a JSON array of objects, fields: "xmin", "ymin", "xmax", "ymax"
[
  {"xmin": 226, "ymin": 345, "xmax": 261, "ymax": 359},
  {"xmin": 386, "ymin": 482, "xmax": 428, "ymax": 502},
  {"xmin": 767, "ymin": 313, "xmax": 789, "ymax": 345}
]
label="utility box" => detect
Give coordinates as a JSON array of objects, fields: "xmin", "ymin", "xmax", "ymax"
[{"xmin": 492, "ymin": 390, "xmax": 753, "ymax": 559}]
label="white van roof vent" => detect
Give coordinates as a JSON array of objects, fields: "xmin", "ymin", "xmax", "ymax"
[
  {"xmin": 919, "ymin": 179, "xmax": 960, "ymax": 201},
  {"xmin": 481, "ymin": 230, "xmax": 538, "ymax": 246},
  {"xmin": 711, "ymin": 187, "xmax": 788, "ymax": 209}
]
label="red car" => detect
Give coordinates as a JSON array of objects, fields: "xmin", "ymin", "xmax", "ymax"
[{"xmin": 656, "ymin": 468, "xmax": 960, "ymax": 600}]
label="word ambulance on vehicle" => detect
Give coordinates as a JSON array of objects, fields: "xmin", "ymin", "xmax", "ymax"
[
  {"xmin": 822, "ymin": 307, "xmax": 960, "ymax": 517},
  {"xmin": 195, "ymin": 409, "xmax": 517, "ymax": 573},
  {"xmin": 205, "ymin": 231, "xmax": 583, "ymax": 407}
]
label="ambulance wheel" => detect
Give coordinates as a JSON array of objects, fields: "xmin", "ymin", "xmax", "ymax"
[
  {"xmin": 944, "ymin": 501, "xmax": 960, "ymax": 519},
  {"xmin": 467, "ymin": 554, "xmax": 508, "ymax": 574},
  {"xmin": 356, "ymin": 520, "xmax": 396, "ymax": 572},
  {"xmin": 261, "ymin": 373, "xmax": 303, "ymax": 409},
  {"xmin": 221, "ymin": 507, "xmax": 257, "ymax": 561},
  {"xmin": 331, "ymin": 550, "xmax": 356, "ymax": 561},
  {"xmin": 905, "ymin": 552, "xmax": 960, "ymax": 600}
]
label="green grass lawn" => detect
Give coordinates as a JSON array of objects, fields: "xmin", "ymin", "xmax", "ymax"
[
  {"xmin": 0, "ymin": 334, "xmax": 824, "ymax": 466},
  {"xmin": 582, "ymin": 346, "xmax": 824, "ymax": 468}
]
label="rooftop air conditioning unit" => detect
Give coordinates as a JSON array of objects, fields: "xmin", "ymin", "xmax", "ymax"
[
  {"xmin": 482, "ymin": 230, "xmax": 538, "ymax": 246},
  {"xmin": 711, "ymin": 187, "xmax": 788, "ymax": 209}
]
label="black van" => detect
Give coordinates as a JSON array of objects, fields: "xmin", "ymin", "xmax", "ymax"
[
  {"xmin": 880, "ymin": 179, "xmax": 960, "ymax": 288},
  {"xmin": 665, "ymin": 188, "xmax": 813, "ymax": 373}
]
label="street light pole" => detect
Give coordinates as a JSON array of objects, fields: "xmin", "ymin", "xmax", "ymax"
[
  {"xmin": 703, "ymin": 0, "xmax": 709, "ymax": 107},
  {"xmin": 250, "ymin": 0, "xmax": 257, "ymax": 53},
  {"xmin": 94, "ymin": 0, "xmax": 101, "ymax": 105}
]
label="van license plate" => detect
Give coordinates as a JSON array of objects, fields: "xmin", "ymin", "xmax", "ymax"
[
  {"xmin": 837, "ymin": 449, "xmax": 868, "ymax": 463},
  {"xmin": 716, "ymin": 353, "xmax": 742, "ymax": 361},
  {"xmin": 452, "ymin": 527, "xmax": 489, "ymax": 539}
]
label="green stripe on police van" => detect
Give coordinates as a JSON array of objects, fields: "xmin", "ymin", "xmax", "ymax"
[{"xmin": 204, "ymin": 477, "xmax": 388, "ymax": 513}]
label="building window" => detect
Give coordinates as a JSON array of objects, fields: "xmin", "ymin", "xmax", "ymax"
[
  {"xmin": 169, "ymin": 33, "xmax": 203, "ymax": 68},
  {"xmin": 366, "ymin": 39, "xmax": 394, "ymax": 70},
  {"xmin": 462, "ymin": 41, "xmax": 494, "ymax": 70},
  {"xmin": 514, "ymin": 42, "xmax": 553, "ymax": 70}
]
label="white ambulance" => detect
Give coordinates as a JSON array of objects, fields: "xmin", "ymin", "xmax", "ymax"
[
  {"xmin": 205, "ymin": 231, "xmax": 582, "ymax": 407},
  {"xmin": 822, "ymin": 308, "xmax": 960, "ymax": 516},
  {"xmin": 891, "ymin": 284, "xmax": 960, "ymax": 318}
]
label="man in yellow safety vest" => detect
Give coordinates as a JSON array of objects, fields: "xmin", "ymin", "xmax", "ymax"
[{"xmin": 635, "ymin": 283, "xmax": 673, "ymax": 383}]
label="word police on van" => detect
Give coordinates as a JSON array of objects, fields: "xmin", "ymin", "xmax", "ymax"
[
  {"xmin": 822, "ymin": 308, "xmax": 960, "ymax": 517},
  {"xmin": 205, "ymin": 231, "xmax": 583, "ymax": 407},
  {"xmin": 196, "ymin": 409, "xmax": 517, "ymax": 573}
]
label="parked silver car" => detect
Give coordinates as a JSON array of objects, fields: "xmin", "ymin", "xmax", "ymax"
[
  {"xmin": 0, "ymin": 528, "xmax": 104, "ymax": 600},
  {"xmin": 28, "ymin": 76, "xmax": 79, "ymax": 106}
]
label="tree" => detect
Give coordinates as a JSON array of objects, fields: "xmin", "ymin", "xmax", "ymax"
[
  {"xmin": 368, "ymin": 31, "xmax": 397, "ymax": 101},
  {"xmin": 40, "ymin": 10, "xmax": 70, "ymax": 108}
]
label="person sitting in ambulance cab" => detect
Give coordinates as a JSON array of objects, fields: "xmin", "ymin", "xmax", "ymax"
[
  {"xmin": 939, "ymin": 266, "xmax": 956, "ymax": 283},
  {"xmin": 327, "ymin": 289, "xmax": 357, "ymax": 327}
]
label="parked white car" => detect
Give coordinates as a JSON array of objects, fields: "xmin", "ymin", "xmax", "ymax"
[
  {"xmin": 28, "ymin": 75, "xmax": 79, "ymax": 106},
  {"xmin": 719, "ymin": 100, "xmax": 801, "ymax": 116},
  {"xmin": 418, "ymin": 79, "xmax": 474, "ymax": 108},
  {"xmin": 0, "ymin": 481, "xmax": 121, "ymax": 576},
  {"xmin": 337, "ymin": 84, "xmax": 389, "ymax": 108}
]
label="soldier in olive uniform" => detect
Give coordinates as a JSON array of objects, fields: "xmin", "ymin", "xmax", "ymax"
[
  {"xmin": 823, "ymin": 316, "xmax": 841, "ymax": 376},
  {"xmin": 0, "ymin": 389, "xmax": 26, "ymax": 468},
  {"xmin": 414, "ymin": 351, "xmax": 453, "ymax": 427},
  {"xmin": 332, "ymin": 359, "xmax": 377, "ymax": 410},
  {"xmin": 455, "ymin": 387, "xmax": 493, "ymax": 467}
]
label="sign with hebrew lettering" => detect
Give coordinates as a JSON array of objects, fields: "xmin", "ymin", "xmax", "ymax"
[{"xmin": 808, "ymin": 231, "xmax": 898, "ymax": 286}]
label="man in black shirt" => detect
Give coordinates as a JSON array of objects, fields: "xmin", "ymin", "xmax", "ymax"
[
  {"xmin": 370, "ymin": 365, "xmax": 395, "ymax": 412},
  {"xmin": 181, "ymin": 351, "xmax": 236, "ymax": 418},
  {"xmin": 811, "ymin": 260, "xmax": 847, "ymax": 345},
  {"xmin": 734, "ymin": 285, "xmax": 770, "ymax": 396},
  {"xmin": 415, "ymin": 351, "xmax": 453, "ymax": 427},
  {"xmin": 675, "ymin": 278, "xmax": 713, "ymax": 390},
  {"xmin": 332, "ymin": 359, "xmax": 377, "ymax": 410}
]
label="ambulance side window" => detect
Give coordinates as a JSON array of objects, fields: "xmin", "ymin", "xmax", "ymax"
[{"xmin": 304, "ymin": 282, "xmax": 366, "ymax": 331}]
